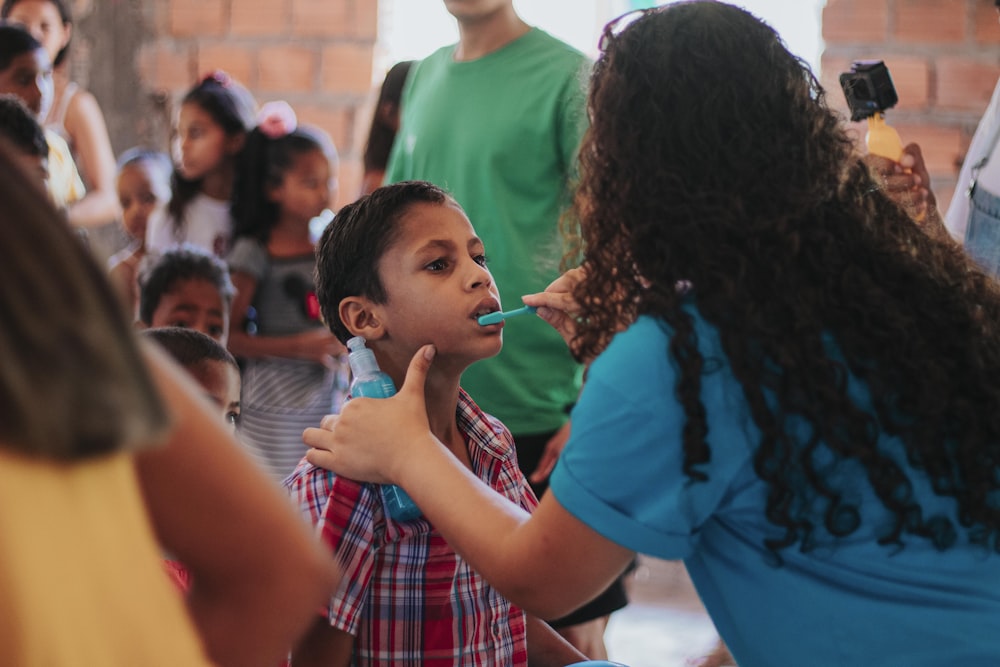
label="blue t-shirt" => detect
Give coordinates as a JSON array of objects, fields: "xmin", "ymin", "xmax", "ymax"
[{"xmin": 550, "ymin": 313, "xmax": 1000, "ymax": 666}]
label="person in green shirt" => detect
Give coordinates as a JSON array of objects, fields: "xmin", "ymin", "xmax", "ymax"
[{"xmin": 383, "ymin": 0, "xmax": 627, "ymax": 657}]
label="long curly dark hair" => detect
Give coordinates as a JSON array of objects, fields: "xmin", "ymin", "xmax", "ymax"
[{"xmin": 569, "ymin": 1, "xmax": 1000, "ymax": 556}]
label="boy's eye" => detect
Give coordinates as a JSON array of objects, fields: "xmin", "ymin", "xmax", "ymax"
[
  {"xmin": 208, "ymin": 324, "xmax": 225, "ymax": 338},
  {"xmin": 226, "ymin": 411, "xmax": 241, "ymax": 426},
  {"xmin": 425, "ymin": 259, "xmax": 448, "ymax": 272},
  {"xmin": 474, "ymin": 254, "xmax": 488, "ymax": 267}
]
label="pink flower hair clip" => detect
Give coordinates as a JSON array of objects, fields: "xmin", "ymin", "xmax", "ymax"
[
  {"xmin": 257, "ymin": 100, "xmax": 298, "ymax": 139},
  {"xmin": 203, "ymin": 70, "xmax": 232, "ymax": 88}
]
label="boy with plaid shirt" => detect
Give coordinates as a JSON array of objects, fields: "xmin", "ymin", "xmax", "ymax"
[{"xmin": 285, "ymin": 181, "xmax": 585, "ymax": 666}]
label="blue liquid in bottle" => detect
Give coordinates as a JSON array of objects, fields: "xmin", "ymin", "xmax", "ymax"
[{"xmin": 346, "ymin": 336, "xmax": 421, "ymax": 521}]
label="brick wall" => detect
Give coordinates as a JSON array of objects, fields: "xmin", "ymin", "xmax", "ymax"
[
  {"xmin": 83, "ymin": 0, "xmax": 378, "ymax": 208},
  {"xmin": 821, "ymin": 0, "xmax": 1000, "ymax": 214}
]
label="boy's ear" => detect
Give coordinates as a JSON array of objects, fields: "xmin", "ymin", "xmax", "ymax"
[{"xmin": 339, "ymin": 296, "xmax": 385, "ymax": 340}]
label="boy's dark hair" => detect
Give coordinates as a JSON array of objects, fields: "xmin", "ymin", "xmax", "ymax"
[
  {"xmin": 0, "ymin": 22, "xmax": 42, "ymax": 71},
  {"xmin": 137, "ymin": 243, "xmax": 235, "ymax": 325},
  {"xmin": 167, "ymin": 71, "xmax": 256, "ymax": 236},
  {"xmin": 231, "ymin": 123, "xmax": 336, "ymax": 244},
  {"xmin": 142, "ymin": 326, "xmax": 239, "ymax": 372},
  {"xmin": 315, "ymin": 180, "xmax": 452, "ymax": 343},
  {"xmin": 0, "ymin": 0, "xmax": 71, "ymax": 66},
  {"xmin": 0, "ymin": 93, "xmax": 45, "ymax": 156}
]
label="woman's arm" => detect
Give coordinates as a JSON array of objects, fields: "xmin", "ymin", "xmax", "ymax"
[
  {"xmin": 227, "ymin": 270, "xmax": 346, "ymax": 363},
  {"xmin": 63, "ymin": 88, "xmax": 120, "ymax": 228},
  {"xmin": 304, "ymin": 346, "xmax": 634, "ymax": 619},
  {"xmin": 137, "ymin": 344, "xmax": 340, "ymax": 667}
]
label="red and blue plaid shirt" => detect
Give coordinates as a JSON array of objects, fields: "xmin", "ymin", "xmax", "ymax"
[{"xmin": 285, "ymin": 389, "xmax": 537, "ymax": 666}]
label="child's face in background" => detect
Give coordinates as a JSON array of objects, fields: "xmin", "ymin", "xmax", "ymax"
[
  {"xmin": 149, "ymin": 278, "xmax": 229, "ymax": 345},
  {"xmin": 188, "ymin": 359, "xmax": 241, "ymax": 433},
  {"xmin": 373, "ymin": 201, "xmax": 502, "ymax": 364},
  {"xmin": 174, "ymin": 102, "xmax": 238, "ymax": 182},
  {"xmin": 117, "ymin": 161, "xmax": 167, "ymax": 242},
  {"xmin": 0, "ymin": 47, "xmax": 52, "ymax": 117},
  {"xmin": 269, "ymin": 148, "xmax": 335, "ymax": 225},
  {"xmin": 4, "ymin": 0, "xmax": 70, "ymax": 66}
]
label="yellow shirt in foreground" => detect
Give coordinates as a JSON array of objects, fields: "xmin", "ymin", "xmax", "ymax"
[{"xmin": 0, "ymin": 447, "xmax": 212, "ymax": 666}]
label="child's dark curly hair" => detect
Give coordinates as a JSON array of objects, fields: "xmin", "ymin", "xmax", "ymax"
[{"xmin": 568, "ymin": 1, "xmax": 1000, "ymax": 557}]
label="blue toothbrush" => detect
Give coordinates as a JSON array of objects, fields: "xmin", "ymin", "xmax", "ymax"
[{"xmin": 477, "ymin": 305, "xmax": 537, "ymax": 326}]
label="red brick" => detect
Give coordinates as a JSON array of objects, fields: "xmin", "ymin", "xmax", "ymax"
[
  {"xmin": 197, "ymin": 43, "xmax": 256, "ymax": 89},
  {"xmin": 258, "ymin": 46, "xmax": 317, "ymax": 93},
  {"xmin": 974, "ymin": 0, "xmax": 1000, "ymax": 44},
  {"xmin": 936, "ymin": 57, "xmax": 1000, "ymax": 112},
  {"xmin": 295, "ymin": 104, "xmax": 355, "ymax": 155},
  {"xmin": 822, "ymin": 0, "xmax": 889, "ymax": 43},
  {"xmin": 231, "ymin": 1, "xmax": 290, "ymax": 37},
  {"xmin": 893, "ymin": 0, "xmax": 965, "ymax": 44},
  {"xmin": 353, "ymin": 0, "xmax": 379, "ymax": 40},
  {"xmin": 169, "ymin": 0, "xmax": 225, "ymax": 37},
  {"xmin": 893, "ymin": 122, "xmax": 965, "ymax": 175},
  {"xmin": 334, "ymin": 157, "xmax": 363, "ymax": 208},
  {"xmin": 138, "ymin": 41, "xmax": 196, "ymax": 93},
  {"xmin": 321, "ymin": 43, "xmax": 374, "ymax": 96},
  {"xmin": 291, "ymin": 0, "xmax": 351, "ymax": 37},
  {"xmin": 884, "ymin": 57, "xmax": 930, "ymax": 111}
]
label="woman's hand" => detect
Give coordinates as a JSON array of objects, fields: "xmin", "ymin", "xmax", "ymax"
[
  {"xmin": 864, "ymin": 143, "xmax": 936, "ymax": 219},
  {"xmin": 521, "ymin": 267, "xmax": 586, "ymax": 346},
  {"xmin": 304, "ymin": 345, "xmax": 439, "ymax": 484}
]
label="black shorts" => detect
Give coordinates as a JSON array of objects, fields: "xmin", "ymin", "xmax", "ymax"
[{"xmin": 514, "ymin": 430, "xmax": 632, "ymax": 627}]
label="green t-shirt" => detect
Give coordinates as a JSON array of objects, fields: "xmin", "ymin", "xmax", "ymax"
[{"xmin": 385, "ymin": 28, "xmax": 589, "ymax": 434}]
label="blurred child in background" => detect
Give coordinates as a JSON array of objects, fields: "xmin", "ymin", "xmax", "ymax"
[
  {"xmin": 142, "ymin": 326, "xmax": 240, "ymax": 433},
  {"xmin": 0, "ymin": 92, "xmax": 46, "ymax": 185},
  {"xmin": 142, "ymin": 326, "xmax": 241, "ymax": 592},
  {"xmin": 0, "ymin": 22, "xmax": 83, "ymax": 214},
  {"xmin": 107, "ymin": 148, "xmax": 172, "ymax": 314},
  {"xmin": 2, "ymin": 0, "xmax": 120, "ymax": 228},
  {"xmin": 146, "ymin": 71, "xmax": 255, "ymax": 258},
  {"xmin": 137, "ymin": 243, "xmax": 235, "ymax": 345},
  {"xmin": 360, "ymin": 60, "xmax": 412, "ymax": 196},
  {"xmin": 227, "ymin": 100, "xmax": 347, "ymax": 482}
]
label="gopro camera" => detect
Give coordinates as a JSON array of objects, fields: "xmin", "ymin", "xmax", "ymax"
[{"xmin": 839, "ymin": 60, "xmax": 898, "ymax": 122}]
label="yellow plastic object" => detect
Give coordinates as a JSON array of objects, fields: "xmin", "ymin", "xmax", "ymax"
[{"xmin": 866, "ymin": 113, "xmax": 903, "ymax": 161}]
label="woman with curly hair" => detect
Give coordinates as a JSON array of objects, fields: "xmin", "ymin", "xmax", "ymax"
[{"xmin": 302, "ymin": 2, "xmax": 1000, "ymax": 664}]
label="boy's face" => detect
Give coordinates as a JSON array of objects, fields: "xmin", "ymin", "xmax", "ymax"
[
  {"xmin": 188, "ymin": 359, "xmax": 241, "ymax": 433},
  {"xmin": 149, "ymin": 278, "xmax": 229, "ymax": 345},
  {"xmin": 370, "ymin": 201, "xmax": 503, "ymax": 363},
  {"xmin": 117, "ymin": 161, "xmax": 165, "ymax": 242}
]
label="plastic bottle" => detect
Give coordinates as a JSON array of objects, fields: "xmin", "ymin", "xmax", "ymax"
[{"xmin": 346, "ymin": 336, "xmax": 422, "ymax": 521}]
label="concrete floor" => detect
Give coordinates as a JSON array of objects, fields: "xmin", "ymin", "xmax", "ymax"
[{"xmin": 604, "ymin": 557, "xmax": 726, "ymax": 667}]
